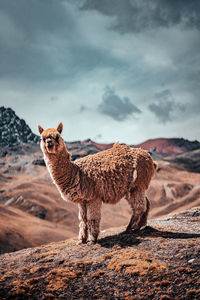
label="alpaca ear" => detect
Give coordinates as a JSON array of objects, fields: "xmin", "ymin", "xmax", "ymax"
[
  {"xmin": 57, "ymin": 122, "xmax": 63, "ymax": 134},
  {"xmin": 38, "ymin": 125, "xmax": 44, "ymax": 135}
]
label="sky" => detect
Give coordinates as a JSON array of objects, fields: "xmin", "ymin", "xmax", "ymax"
[{"xmin": 0, "ymin": 0, "xmax": 200, "ymax": 144}]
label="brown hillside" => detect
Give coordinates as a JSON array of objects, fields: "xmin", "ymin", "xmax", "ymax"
[{"xmin": 134, "ymin": 138, "xmax": 200, "ymax": 155}]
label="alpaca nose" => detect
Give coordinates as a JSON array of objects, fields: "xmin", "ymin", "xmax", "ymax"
[{"xmin": 46, "ymin": 138, "xmax": 52, "ymax": 145}]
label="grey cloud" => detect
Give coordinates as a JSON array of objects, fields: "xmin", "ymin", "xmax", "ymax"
[
  {"xmin": 98, "ymin": 87, "xmax": 141, "ymax": 121},
  {"xmin": 0, "ymin": 0, "xmax": 124, "ymax": 85},
  {"xmin": 149, "ymin": 89, "xmax": 185, "ymax": 123},
  {"xmin": 50, "ymin": 96, "xmax": 59, "ymax": 102},
  {"xmin": 0, "ymin": 0, "xmax": 74, "ymax": 81},
  {"xmin": 0, "ymin": 0, "xmax": 75, "ymax": 38},
  {"xmin": 94, "ymin": 133, "xmax": 102, "ymax": 139},
  {"xmin": 80, "ymin": 105, "xmax": 88, "ymax": 112},
  {"xmin": 81, "ymin": 0, "xmax": 200, "ymax": 33}
]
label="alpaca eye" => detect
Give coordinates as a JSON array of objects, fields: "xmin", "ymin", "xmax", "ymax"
[
  {"xmin": 55, "ymin": 135, "xmax": 59, "ymax": 142},
  {"xmin": 43, "ymin": 138, "xmax": 46, "ymax": 142}
]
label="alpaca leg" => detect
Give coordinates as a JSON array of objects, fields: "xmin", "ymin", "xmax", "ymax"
[
  {"xmin": 126, "ymin": 189, "xmax": 147, "ymax": 232},
  {"xmin": 137, "ymin": 196, "xmax": 150, "ymax": 229},
  {"xmin": 87, "ymin": 199, "xmax": 102, "ymax": 244},
  {"xmin": 78, "ymin": 201, "xmax": 88, "ymax": 243}
]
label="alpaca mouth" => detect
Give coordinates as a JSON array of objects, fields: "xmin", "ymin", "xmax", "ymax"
[{"xmin": 47, "ymin": 144, "xmax": 53, "ymax": 150}]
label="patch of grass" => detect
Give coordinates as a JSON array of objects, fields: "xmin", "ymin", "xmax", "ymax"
[
  {"xmin": 107, "ymin": 248, "xmax": 168, "ymax": 276},
  {"xmin": 0, "ymin": 270, "xmax": 20, "ymax": 283},
  {"xmin": 186, "ymin": 289, "xmax": 200, "ymax": 297},
  {"xmin": 160, "ymin": 295, "xmax": 172, "ymax": 300},
  {"xmin": 46, "ymin": 268, "xmax": 82, "ymax": 291},
  {"xmin": 160, "ymin": 280, "xmax": 170, "ymax": 287},
  {"xmin": 9, "ymin": 279, "xmax": 32, "ymax": 297}
]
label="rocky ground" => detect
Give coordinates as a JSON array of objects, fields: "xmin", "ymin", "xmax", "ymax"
[{"xmin": 0, "ymin": 208, "xmax": 199, "ymax": 300}]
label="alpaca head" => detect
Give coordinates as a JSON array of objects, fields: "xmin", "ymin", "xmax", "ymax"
[{"xmin": 38, "ymin": 122, "xmax": 64, "ymax": 154}]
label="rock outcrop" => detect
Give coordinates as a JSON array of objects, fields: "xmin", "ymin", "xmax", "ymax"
[{"xmin": 0, "ymin": 106, "xmax": 39, "ymax": 147}]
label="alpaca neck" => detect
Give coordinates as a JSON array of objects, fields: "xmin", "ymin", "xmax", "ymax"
[{"xmin": 44, "ymin": 147, "xmax": 78, "ymax": 193}]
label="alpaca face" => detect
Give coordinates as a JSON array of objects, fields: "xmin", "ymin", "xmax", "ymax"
[
  {"xmin": 41, "ymin": 130, "xmax": 61, "ymax": 154},
  {"xmin": 38, "ymin": 123, "xmax": 64, "ymax": 154}
]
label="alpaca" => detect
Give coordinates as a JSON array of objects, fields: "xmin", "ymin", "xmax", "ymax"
[{"xmin": 38, "ymin": 122, "xmax": 157, "ymax": 244}]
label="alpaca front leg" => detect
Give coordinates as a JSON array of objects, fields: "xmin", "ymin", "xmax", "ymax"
[
  {"xmin": 78, "ymin": 201, "xmax": 88, "ymax": 244},
  {"xmin": 87, "ymin": 199, "xmax": 102, "ymax": 244}
]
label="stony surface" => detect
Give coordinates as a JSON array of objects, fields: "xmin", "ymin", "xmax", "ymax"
[{"xmin": 0, "ymin": 208, "xmax": 199, "ymax": 299}]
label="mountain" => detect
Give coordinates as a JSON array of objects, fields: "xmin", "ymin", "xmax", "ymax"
[
  {"xmin": 164, "ymin": 149, "xmax": 200, "ymax": 173},
  {"xmin": 0, "ymin": 208, "xmax": 199, "ymax": 299},
  {"xmin": 66, "ymin": 139, "xmax": 113, "ymax": 161},
  {"xmin": 0, "ymin": 106, "xmax": 39, "ymax": 147},
  {"xmin": 134, "ymin": 137, "xmax": 200, "ymax": 155}
]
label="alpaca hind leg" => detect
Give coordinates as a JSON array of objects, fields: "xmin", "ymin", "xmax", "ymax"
[
  {"xmin": 137, "ymin": 197, "xmax": 150, "ymax": 229},
  {"xmin": 126, "ymin": 214, "xmax": 140, "ymax": 233},
  {"xmin": 78, "ymin": 201, "xmax": 88, "ymax": 243},
  {"xmin": 126, "ymin": 189, "xmax": 147, "ymax": 232},
  {"xmin": 87, "ymin": 199, "xmax": 102, "ymax": 244}
]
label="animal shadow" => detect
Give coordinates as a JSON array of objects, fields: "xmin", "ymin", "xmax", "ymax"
[{"xmin": 98, "ymin": 226, "xmax": 200, "ymax": 248}]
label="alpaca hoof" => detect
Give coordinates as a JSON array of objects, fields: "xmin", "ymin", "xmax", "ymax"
[
  {"xmin": 125, "ymin": 226, "xmax": 140, "ymax": 234},
  {"xmin": 76, "ymin": 239, "xmax": 87, "ymax": 245},
  {"xmin": 132, "ymin": 228, "xmax": 140, "ymax": 233},
  {"xmin": 125, "ymin": 226, "xmax": 132, "ymax": 233},
  {"xmin": 87, "ymin": 240, "xmax": 97, "ymax": 245},
  {"xmin": 76, "ymin": 241, "xmax": 82, "ymax": 245}
]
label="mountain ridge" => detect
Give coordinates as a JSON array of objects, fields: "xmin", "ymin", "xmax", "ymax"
[
  {"xmin": 134, "ymin": 137, "xmax": 200, "ymax": 155},
  {"xmin": 1, "ymin": 106, "xmax": 200, "ymax": 157}
]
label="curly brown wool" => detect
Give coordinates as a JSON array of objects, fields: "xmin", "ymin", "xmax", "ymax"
[{"xmin": 38, "ymin": 123, "xmax": 157, "ymax": 244}]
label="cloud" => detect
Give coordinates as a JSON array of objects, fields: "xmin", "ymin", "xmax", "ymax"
[
  {"xmin": 149, "ymin": 89, "xmax": 185, "ymax": 123},
  {"xmin": 80, "ymin": 105, "xmax": 88, "ymax": 112},
  {"xmin": 98, "ymin": 87, "xmax": 141, "ymax": 121},
  {"xmin": 50, "ymin": 96, "xmax": 59, "ymax": 102},
  {"xmin": 81, "ymin": 0, "xmax": 200, "ymax": 33},
  {"xmin": 95, "ymin": 133, "xmax": 102, "ymax": 139},
  {"xmin": 0, "ymin": 0, "xmax": 199, "ymax": 144},
  {"xmin": 0, "ymin": 0, "xmax": 124, "ymax": 86}
]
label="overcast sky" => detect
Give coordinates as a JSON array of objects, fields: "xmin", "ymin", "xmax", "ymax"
[{"xmin": 0, "ymin": 0, "xmax": 200, "ymax": 144}]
